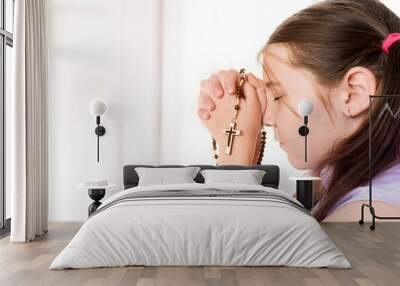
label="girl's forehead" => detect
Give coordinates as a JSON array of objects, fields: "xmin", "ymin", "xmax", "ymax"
[
  {"xmin": 262, "ymin": 45, "xmax": 321, "ymax": 91},
  {"xmin": 261, "ymin": 44, "xmax": 331, "ymax": 116},
  {"xmin": 262, "ymin": 45, "xmax": 296, "ymax": 77},
  {"xmin": 261, "ymin": 50, "xmax": 294, "ymax": 88}
]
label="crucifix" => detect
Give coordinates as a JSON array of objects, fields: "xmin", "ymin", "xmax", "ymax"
[{"xmin": 222, "ymin": 121, "xmax": 242, "ymax": 155}]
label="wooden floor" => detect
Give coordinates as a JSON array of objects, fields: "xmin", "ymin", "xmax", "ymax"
[{"xmin": 0, "ymin": 222, "xmax": 399, "ymax": 286}]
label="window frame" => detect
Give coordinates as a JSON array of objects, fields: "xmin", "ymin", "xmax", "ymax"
[{"xmin": 0, "ymin": 0, "xmax": 13, "ymax": 233}]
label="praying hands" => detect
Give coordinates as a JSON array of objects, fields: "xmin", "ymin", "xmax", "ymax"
[{"xmin": 197, "ymin": 69, "xmax": 268, "ymax": 165}]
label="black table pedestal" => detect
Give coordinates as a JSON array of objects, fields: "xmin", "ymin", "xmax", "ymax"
[
  {"xmin": 296, "ymin": 180, "xmax": 313, "ymax": 210},
  {"xmin": 88, "ymin": 188, "xmax": 105, "ymax": 216}
]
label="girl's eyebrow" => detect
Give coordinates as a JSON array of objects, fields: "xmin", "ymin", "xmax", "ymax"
[{"xmin": 264, "ymin": 81, "xmax": 280, "ymax": 88}]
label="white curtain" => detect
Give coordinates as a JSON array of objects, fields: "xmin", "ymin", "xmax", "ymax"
[{"xmin": 10, "ymin": 0, "xmax": 48, "ymax": 242}]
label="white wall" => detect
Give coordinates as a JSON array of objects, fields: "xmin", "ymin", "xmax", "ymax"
[
  {"xmin": 49, "ymin": 0, "xmax": 400, "ymax": 221},
  {"xmin": 381, "ymin": 0, "xmax": 400, "ymax": 15},
  {"xmin": 48, "ymin": 0, "xmax": 162, "ymax": 220}
]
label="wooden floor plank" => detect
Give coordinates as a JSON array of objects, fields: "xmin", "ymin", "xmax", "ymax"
[{"xmin": 0, "ymin": 222, "xmax": 399, "ymax": 286}]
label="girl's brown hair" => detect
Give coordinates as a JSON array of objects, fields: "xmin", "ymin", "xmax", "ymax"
[{"xmin": 261, "ymin": 0, "xmax": 400, "ymax": 220}]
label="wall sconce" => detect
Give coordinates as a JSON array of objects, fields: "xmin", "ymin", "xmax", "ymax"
[
  {"xmin": 89, "ymin": 98, "xmax": 107, "ymax": 162},
  {"xmin": 297, "ymin": 100, "xmax": 314, "ymax": 162}
]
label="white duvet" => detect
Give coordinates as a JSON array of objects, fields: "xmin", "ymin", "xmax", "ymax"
[{"xmin": 50, "ymin": 183, "xmax": 351, "ymax": 269}]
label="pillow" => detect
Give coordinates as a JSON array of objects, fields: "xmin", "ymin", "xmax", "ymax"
[
  {"xmin": 200, "ymin": 169, "xmax": 266, "ymax": 185},
  {"xmin": 135, "ymin": 167, "xmax": 201, "ymax": 186}
]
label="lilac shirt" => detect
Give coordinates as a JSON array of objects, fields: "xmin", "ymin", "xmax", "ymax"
[{"xmin": 313, "ymin": 162, "xmax": 400, "ymax": 216}]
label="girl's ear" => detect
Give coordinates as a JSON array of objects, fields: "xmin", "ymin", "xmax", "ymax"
[{"xmin": 341, "ymin": 67, "xmax": 377, "ymax": 118}]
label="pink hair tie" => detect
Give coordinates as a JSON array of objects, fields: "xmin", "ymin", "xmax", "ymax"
[{"xmin": 382, "ymin": 33, "xmax": 400, "ymax": 54}]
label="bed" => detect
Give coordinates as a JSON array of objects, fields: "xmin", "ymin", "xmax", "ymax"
[{"xmin": 49, "ymin": 164, "xmax": 351, "ymax": 269}]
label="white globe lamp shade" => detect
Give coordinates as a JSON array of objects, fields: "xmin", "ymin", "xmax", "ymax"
[
  {"xmin": 297, "ymin": 100, "xmax": 314, "ymax": 117},
  {"xmin": 89, "ymin": 98, "xmax": 107, "ymax": 117}
]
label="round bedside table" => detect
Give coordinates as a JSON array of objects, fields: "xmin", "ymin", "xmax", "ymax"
[
  {"xmin": 77, "ymin": 184, "xmax": 117, "ymax": 216},
  {"xmin": 289, "ymin": 176, "xmax": 322, "ymax": 210}
]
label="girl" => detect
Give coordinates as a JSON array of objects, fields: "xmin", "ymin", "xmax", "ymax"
[{"xmin": 197, "ymin": 0, "xmax": 400, "ymax": 222}]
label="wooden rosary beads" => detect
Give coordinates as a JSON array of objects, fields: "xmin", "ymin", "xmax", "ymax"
[{"xmin": 211, "ymin": 69, "xmax": 267, "ymax": 165}]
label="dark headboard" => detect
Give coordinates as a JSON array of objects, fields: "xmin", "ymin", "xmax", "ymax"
[{"xmin": 123, "ymin": 164, "xmax": 280, "ymax": 190}]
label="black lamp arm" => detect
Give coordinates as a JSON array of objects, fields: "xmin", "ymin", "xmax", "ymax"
[{"xmin": 94, "ymin": 116, "xmax": 106, "ymax": 162}]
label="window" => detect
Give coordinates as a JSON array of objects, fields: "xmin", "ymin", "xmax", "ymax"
[{"xmin": 0, "ymin": 0, "xmax": 13, "ymax": 235}]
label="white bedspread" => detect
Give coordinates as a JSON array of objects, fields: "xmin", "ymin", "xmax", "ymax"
[{"xmin": 49, "ymin": 183, "xmax": 351, "ymax": 269}]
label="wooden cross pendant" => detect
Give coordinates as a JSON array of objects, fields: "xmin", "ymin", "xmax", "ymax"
[{"xmin": 222, "ymin": 121, "xmax": 242, "ymax": 155}]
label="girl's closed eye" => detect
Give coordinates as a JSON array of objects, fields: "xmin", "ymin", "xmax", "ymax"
[
  {"xmin": 273, "ymin": 94, "xmax": 286, "ymax": 102},
  {"xmin": 266, "ymin": 88, "xmax": 282, "ymax": 102}
]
